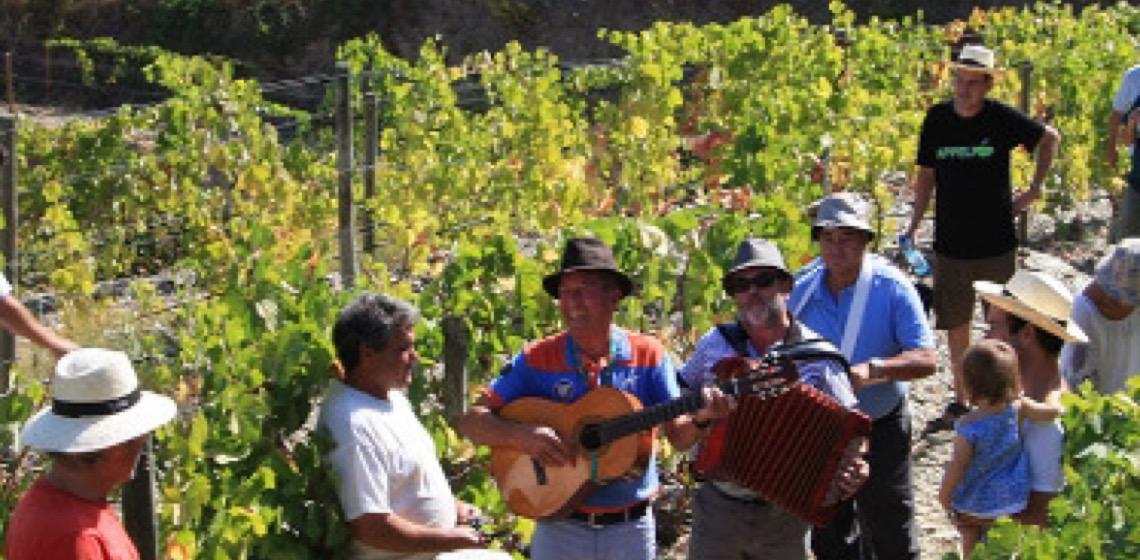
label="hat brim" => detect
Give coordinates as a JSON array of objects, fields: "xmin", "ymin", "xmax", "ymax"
[
  {"xmin": 543, "ymin": 268, "xmax": 635, "ymax": 299},
  {"xmin": 810, "ymin": 222, "xmax": 875, "ymax": 241},
  {"xmin": 21, "ymin": 391, "xmax": 177, "ymax": 453},
  {"xmin": 954, "ymin": 62, "xmax": 1000, "ymax": 75},
  {"xmin": 974, "ymin": 280, "xmax": 1087, "ymax": 343}
]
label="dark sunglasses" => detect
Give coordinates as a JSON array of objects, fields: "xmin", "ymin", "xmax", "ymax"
[{"xmin": 725, "ymin": 272, "xmax": 782, "ymax": 294}]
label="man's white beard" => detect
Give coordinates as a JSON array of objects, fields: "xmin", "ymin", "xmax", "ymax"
[{"xmin": 739, "ymin": 297, "xmax": 784, "ymax": 330}]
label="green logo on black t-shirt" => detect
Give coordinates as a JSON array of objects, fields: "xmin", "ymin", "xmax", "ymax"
[{"xmin": 936, "ymin": 144, "xmax": 995, "ymax": 160}]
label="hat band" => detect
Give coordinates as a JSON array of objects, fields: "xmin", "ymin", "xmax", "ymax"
[
  {"xmin": 957, "ymin": 58, "xmax": 990, "ymax": 69},
  {"xmin": 1001, "ymin": 288, "xmax": 1067, "ymax": 327},
  {"xmin": 52, "ymin": 388, "xmax": 141, "ymax": 418}
]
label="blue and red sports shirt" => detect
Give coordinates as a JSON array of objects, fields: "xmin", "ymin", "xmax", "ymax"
[{"xmin": 483, "ymin": 326, "xmax": 681, "ymax": 511}]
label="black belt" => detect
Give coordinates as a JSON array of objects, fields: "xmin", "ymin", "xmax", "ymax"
[{"xmin": 568, "ymin": 501, "xmax": 649, "ymax": 527}]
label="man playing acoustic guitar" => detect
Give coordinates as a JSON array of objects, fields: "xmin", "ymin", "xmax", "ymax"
[
  {"xmin": 680, "ymin": 238, "xmax": 870, "ymax": 560},
  {"xmin": 458, "ymin": 237, "xmax": 734, "ymax": 560}
]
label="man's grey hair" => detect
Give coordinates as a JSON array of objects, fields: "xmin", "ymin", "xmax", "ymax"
[{"xmin": 332, "ymin": 293, "xmax": 419, "ymax": 373}]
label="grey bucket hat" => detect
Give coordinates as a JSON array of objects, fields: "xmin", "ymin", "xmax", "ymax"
[
  {"xmin": 722, "ymin": 238, "xmax": 792, "ymax": 293},
  {"xmin": 809, "ymin": 192, "xmax": 874, "ymax": 240}
]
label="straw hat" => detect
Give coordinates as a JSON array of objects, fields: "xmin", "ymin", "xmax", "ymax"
[
  {"xmin": 21, "ymin": 348, "xmax": 177, "ymax": 453},
  {"xmin": 955, "ymin": 44, "xmax": 998, "ymax": 74},
  {"xmin": 974, "ymin": 270, "xmax": 1087, "ymax": 343},
  {"xmin": 542, "ymin": 238, "xmax": 636, "ymax": 298}
]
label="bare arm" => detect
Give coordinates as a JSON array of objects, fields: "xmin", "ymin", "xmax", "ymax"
[
  {"xmin": 0, "ymin": 296, "xmax": 77, "ymax": 358},
  {"xmin": 350, "ymin": 512, "xmax": 483, "ymax": 553},
  {"xmin": 457, "ymin": 396, "xmax": 575, "ymax": 467},
  {"xmin": 1014, "ymin": 125, "xmax": 1060, "ymax": 214},
  {"xmin": 906, "ymin": 166, "xmax": 936, "ymax": 239},
  {"xmin": 1107, "ymin": 110, "xmax": 1125, "ymax": 167},
  {"xmin": 938, "ymin": 434, "xmax": 974, "ymax": 514},
  {"xmin": 1017, "ymin": 393, "xmax": 1063, "ymax": 423},
  {"xmin": 849, "ymin": 348, "xmax": 938, "ymax": 392}
]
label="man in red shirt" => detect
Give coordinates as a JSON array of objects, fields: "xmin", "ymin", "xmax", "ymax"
[{"xmin": 6, "ymin": 348, "xmax": 176, "ymax": 560}]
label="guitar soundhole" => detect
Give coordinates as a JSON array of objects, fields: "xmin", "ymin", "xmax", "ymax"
[
  {"xmin": 531, "ymin": 458, "xmax": 548, "ymax": 486},
  {"xmin": 579, "ymin": 423, "xmax": 603, "ymax": 452}
]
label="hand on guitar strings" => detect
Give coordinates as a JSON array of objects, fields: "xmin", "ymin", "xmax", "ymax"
[
  {"xmin": 516, "ymin": 424, "xmax": 577, "ymax": 467},
  {"xmin": 693, "ymin": 385, "xmax": 737, "ymax": 426}
]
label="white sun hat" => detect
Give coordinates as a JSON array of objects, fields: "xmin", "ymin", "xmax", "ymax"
[
  {"xmin": 21, "ymin": 348, "xmax": 177, "ymax": 453},
  {"xmin": 955, "ymin": 44, "xmax": 998, "ymax": 74},
  {"xmin": 975, "ymin": 270, "xmax": 1088, "ymax": 343}
]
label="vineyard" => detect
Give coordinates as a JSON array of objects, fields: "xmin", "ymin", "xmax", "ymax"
[{"xmin": 2, "ymin": 1, "xmax": 1140, "ymax": 558}]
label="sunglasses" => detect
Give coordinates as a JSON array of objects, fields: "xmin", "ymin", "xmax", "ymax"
[{"xmin": 725, "ymin": 272, "xmax": 782, "ymax": 294}]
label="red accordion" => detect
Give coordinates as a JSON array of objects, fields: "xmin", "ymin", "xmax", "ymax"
[{"xmin": 694, "ymin": 356, "xmax": 872, "ymax": 526}]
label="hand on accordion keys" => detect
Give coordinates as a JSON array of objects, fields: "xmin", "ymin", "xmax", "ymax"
[{"xmin": 822, "ymin": 435, "xmax": 870, "ymax": 506}]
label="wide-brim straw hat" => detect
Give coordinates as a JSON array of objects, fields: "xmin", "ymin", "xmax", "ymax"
[
  {"xmin": 974, "ymin": 270, "xmax": 1087, "ymax": 343},
  {"xmin": 22, "ymin": 348, "xmax": 177, "ymax": 453},
  {"xmin": 542, "ymin": 237, "xmax": 635, "ymax": 299}
]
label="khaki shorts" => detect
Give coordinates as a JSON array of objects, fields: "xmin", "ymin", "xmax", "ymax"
[{"xmin": 933, "ymin": 250, "xmax": 1016, "ymax": 330}]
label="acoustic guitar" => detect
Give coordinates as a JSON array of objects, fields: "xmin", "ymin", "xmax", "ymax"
[{"xmin": 489, "ymin": 354, "xmax": 798, "ymax": 519}]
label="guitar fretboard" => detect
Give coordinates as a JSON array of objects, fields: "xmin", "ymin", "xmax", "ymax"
[{"xmin": 589, "ymin": 376, "xmax": 789, "ymax": 448}]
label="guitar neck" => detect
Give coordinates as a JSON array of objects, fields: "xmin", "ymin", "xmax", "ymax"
[
  {"xmin": 590, "ymin": 376, "xmax": 770, "ymax": 448},
  {"xmin": 594, "ymin": 392, "xmax": 705, "ymax": 445}
]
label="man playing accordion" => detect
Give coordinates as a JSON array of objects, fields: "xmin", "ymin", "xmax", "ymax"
[{"xmin": 679, "ymin": 238, "xmax": 870, "ymax": 560}]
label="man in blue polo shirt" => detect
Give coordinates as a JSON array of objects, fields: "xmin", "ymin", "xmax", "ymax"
[
  {"xmin": 791, "ymin": 193, "xmax": 937, "ymax": 560},
  {"xmin": 459, "ymin": 237, "xmax": 733, "ymax": 560}
]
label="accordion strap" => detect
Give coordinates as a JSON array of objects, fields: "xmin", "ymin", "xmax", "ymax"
[{"xmin": 715, "ymin": 322, "xmax": 752, "ymax": 357}]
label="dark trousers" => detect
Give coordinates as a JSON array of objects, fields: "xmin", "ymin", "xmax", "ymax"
[{"xmin": 811, "ymin": 399, "xmax": 920, "ymax": 560}]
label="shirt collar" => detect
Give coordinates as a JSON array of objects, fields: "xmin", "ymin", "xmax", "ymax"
[{"xmin": 565, "ymin": 326, "xmax": 630, "ymax": 371}]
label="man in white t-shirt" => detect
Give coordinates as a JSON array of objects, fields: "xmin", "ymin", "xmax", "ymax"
[
  {"xmin": 320, "ymin": 294, "xmax": 509, "ymax": 560},
  {"xmin": 1061, "ymin": 239, "xmax": 1140, "ymax": 393},
  {"xmin": 0, "ymin": 273, "xmax": 75, "ymax": 357}
]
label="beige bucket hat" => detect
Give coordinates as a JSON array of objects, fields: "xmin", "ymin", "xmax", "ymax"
[
  {"xmin": 21, "ymin": 348, "xmax": 177, "ymax": 453},
  {"xmin": 974, "ymin": 270, "xmax": 1087, "ymax": 343}
]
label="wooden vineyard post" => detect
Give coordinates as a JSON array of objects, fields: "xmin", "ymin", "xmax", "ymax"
[
  {"xmin": 336, "ymin": 62, "xmax": 357, "ymax": 288},
  {"xmin": 442, "ymin": 316, "xmax": 470, "ymax": 427},
  {"xmin": 0, "ymin": 114, "xmax": 16, "ymax": 391}
]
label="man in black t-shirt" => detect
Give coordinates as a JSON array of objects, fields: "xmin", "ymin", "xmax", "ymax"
[{"xmin": 904, "ymin": 45, "xmax": 1059, "ymax": 431}]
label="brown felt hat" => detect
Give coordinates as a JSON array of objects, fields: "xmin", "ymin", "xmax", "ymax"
[{"xmin": 542, "ymin": 238, "xmax": 635, "ymax": 299}]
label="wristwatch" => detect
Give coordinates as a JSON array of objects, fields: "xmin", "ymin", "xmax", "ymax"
[{"xmin": 868, "ymin": 358, "xmax": 887, "ymax": 382}]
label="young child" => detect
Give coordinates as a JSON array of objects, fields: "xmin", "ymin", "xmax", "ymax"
[{"xmin": 938, "ymin": 339, "xmax": 1062, "ymax": 557}]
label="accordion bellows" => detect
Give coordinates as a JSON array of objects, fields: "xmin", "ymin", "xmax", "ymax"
[{"xmin": 695, "ymin": 380, "xmax": 872, "ymax": 526}]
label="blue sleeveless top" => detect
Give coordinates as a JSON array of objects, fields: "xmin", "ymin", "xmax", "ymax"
[{"xmin": 952, "ymin": 404, "xmax": 1031, "ymax": 517}]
